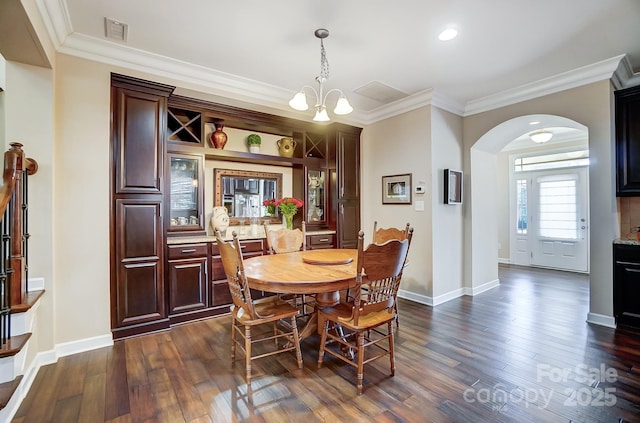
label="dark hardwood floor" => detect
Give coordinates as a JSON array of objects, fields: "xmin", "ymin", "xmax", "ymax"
[{"xmin": 12, "ymin": 265, "xmax": 640, "ymax": 422}]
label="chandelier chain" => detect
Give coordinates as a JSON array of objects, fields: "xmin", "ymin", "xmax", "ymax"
[{"xmin": 319, "ymin": 39, "xmax": 329, "ymax": 80}]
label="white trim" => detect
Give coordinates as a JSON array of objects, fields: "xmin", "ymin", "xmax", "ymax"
[
  {"xmin": 464, "ymin": 278, "xmax": 500, "ymax": 296},
  {"xmin": 498, "ymin": 258, "xmax": 511, "ymax": 264},
  {"xmin": 55, "ymin": 334, "xmax": 113, "ymax": 358},
  {"xmin": 586, "ymin": 313, "xmax": 616, "ymax": 329},
  {"xmin": 397, "ymin": 289, "xmax": 433, "ymax": 306},
  {"xmin": 464, "ymin": 55, "xmax": 626, "ymax": 116},
  {"xmin": 432, "ymin": 288, "xmax": 465, "ymax": 306},
  {"xmin": 28, "ymin": 277, "xmax": 45, "ymax": 291}
]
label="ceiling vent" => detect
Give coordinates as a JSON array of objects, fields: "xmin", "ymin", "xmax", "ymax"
[
  {"xmin": 353, "ymin": 81, "xmax": 408, "ymax": 104},
  {"xmin": 104, "ymin": 18, "xmax": 128, "ymax": 42}
]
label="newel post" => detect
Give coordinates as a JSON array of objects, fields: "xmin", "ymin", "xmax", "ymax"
[{"xmin": 6, "ymin": 142, "xmax": 38, "ymax": 306}]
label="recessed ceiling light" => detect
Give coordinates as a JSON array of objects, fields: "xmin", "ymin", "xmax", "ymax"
[{"xmin": 438, "ymin": 28, "xmax": 458, "ymax": 41}]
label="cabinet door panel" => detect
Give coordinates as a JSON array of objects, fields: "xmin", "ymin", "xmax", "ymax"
[
  {"xmin": 616, "ymin": 85, "xmax": 640, "ymax": 195},
  {"xmin": 339, "ymin": 203, "xmax": 360, "ymax": 249},
  {"xmin": 114, "ymin": 199, "xmax": 164, "ymax": 326},
  {"xmin": 338, "ymin": 131, "xmax": 359, "ymax": 200},
  {"xmin": 114, "ymin": 88, "xmax": 165, "ymax": 194},
  {"xmin": 168, "ymin": 257, "xmax": 208, "ymax": 314}
]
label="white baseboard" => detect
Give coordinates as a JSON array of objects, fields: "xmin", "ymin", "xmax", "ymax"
[
  {"xmin": 27, "ymin": 277, "xmax": 45, "ymax": 291},
  {"xmin": 498, "ymin": 258, "xmax": 511, "ymax": 264},
  {"xmin": 586, "ymin": 313, "xmax": 616, "ymax": 328},
  {"xmin": 464, "ymin": 278, "xmax": 500, "ymax": 296},
  {"xmin": 432, "ymin": 288, "xmax": 465, "ymax": 306},
  {"xmin": 55, "ymin": 334, "xmax": 114, "ymax": 358},
  {"xmin": 397, "ymin": 289, "xmax": 432, "ymax": 306}
]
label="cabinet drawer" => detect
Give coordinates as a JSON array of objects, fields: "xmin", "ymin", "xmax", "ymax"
[
  {"xmin": 168, "ymin": 243, "xmax": 208, "ymax": 259},
  {"xmin": 308, "ymin": 234, "xmax": 335, "ymax": 249},
  {"xmin": 211, "ymin": 239, "xmax": 264, "ymax": 255}
]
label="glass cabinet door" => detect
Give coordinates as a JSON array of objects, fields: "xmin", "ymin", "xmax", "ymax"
[
  {"xmin": 169, "ymin": 154, "xmax": 204, "ymax": 231},
  {"xmin": 306, "ymin": 169, "xmax": 326, "ymax": 224}
]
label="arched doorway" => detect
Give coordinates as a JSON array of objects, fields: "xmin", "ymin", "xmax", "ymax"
[{"xmin": 468, "ymin": 114, "xmax": 589, "ymax": 288}]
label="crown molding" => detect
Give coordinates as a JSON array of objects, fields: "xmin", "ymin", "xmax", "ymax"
[
  {"xmin": 464, "ymin": 55, "xmax": 627, "ymax": 116},
  {"xmin": 34, "ymin": 0, "xmax": 640, "ymax": 125},
  {"xmin": 38, "ymin": 0, "xmax": 72, "ymax": 49},
  {"xmin": 611, "ymin": 54, "xmax": 640, "ymax": 90},
  {"xmin": 358, "ymin": 88, "xmax": 465, "ymax": 124}
]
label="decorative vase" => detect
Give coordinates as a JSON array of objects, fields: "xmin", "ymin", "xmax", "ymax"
[
  {"xmin": 277, "ymin": 137, "xmax": 296, "ymax": 158},
  {"xmin": 212, "ymin": 206, "xmax": 230, "ymax": 235},
  {"xmin": 210, "ymin": 124, "xmax": 228, "ymax": 149},
  {"xmin": 282, "ymin": 213, "xmax": 294, "ymax": 230}
]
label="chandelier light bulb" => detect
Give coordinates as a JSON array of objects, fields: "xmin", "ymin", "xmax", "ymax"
[
  {"xmin": 313, "ymin": 106, "xmax": 330, "ymax": 122},
  {"xmin": 289, "ymin": 91, "xmax": 309, "ymax": 111},
  {"xmin": 334, "ymin": 96, "xmax": 353, "ymax": 115}
]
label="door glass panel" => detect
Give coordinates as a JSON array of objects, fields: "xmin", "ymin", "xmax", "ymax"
[
  {"xmin": 538, "ymin": 176, "xmax": 577, "ymax": 239},
  {"xmin": 516, "ymin": 179, "xmax": 528, "ymax": 234},
  {"xmin": 170, "ymin": 156, "xmax": 200, "ymax": 227},
  {"xmin": 307, "ymin": 169, "xmax": 326, "ymax": 222}
]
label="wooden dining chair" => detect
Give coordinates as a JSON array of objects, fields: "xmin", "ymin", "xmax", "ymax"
[
  {"xmin": 215, "ymin": 230, "xmax": 303, "ymax": 386},
  {"xmin": 368, "ymin": 221, "xmax": 413, "ymax": 328},
  {"xmin": 263, "ymin": 221, "xmax": 306, "ymax": 254},
  {"xmin": 263, "ymin": 221, "xmax": 312, "ymax": 315},
  {"xmin": 317, "ymin": 231, "xmax": 410, "ymax": 395},
  {"xmin": 372, "ymin": 221, "xmax": 411, "ymax": 244}
]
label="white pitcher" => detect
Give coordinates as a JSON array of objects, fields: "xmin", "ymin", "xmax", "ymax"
[{"xmin": 212, "ymin": 206, "xmax": 230, "ymax": 235}]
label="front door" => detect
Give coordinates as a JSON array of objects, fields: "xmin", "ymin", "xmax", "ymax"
[{"xmin": 510, "ymin": 166, "xmax": 589, "ymax": 273}]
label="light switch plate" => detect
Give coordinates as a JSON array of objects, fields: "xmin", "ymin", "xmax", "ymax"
[{"xmin": 415, "ymin": 200, "xmax": 425, "ymax": 211}]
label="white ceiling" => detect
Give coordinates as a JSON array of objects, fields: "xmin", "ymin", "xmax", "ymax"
[{"xmin": 37, "ymin": 0, "xmax": 640, "ymax": 124}]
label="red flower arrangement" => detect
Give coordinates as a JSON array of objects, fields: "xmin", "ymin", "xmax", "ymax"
[{"xmin": 262, "ymin": 197, "xmax": 304, "ymax": 216}]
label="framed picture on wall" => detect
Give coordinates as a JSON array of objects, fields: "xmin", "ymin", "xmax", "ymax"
[
  {"xmin": 382, "ymin": 174, "xmax": 412, "ymax": 204},
  {"xmin": 444, "ymin": 169, "xmax": 463, "ymax": 204}
]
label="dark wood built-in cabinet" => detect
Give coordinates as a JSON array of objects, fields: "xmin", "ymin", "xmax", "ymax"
[
  {"xmin": 615, "ymin": 84, "xmax": 640, "ymax": 196},
  {"xmin": 613, "ymin": 243, "xmax": 640, "ymax": 329},
  {"xmin": 110, "ymin": 73, "xmax": 361, "ymax": 339},
  {"xmin": 110, "ymin": 74, "xmax": 174, "ymax": 339}
]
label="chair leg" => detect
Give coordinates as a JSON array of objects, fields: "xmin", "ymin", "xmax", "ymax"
[
  {"xmin": 317, "ymin": 319, "xmax": 330, "ymax": 368},
  {"xmin": 394, "ymin": 302, "xmax": 400, "ymax": 328},
  {"xmin": 231, "ymin": 320, "xmax": 237, "ymax": 364},
  {"xmin": 244, "ymin": 325, "xmax": 252, "ymax": 385},
  {"xmin": 356, "ymin": 331, "xmax": 365, "ymax": 395},
  {"xmin": 290, "ymin": 316, "xmax": 303, "ymax": 369},
  {"xmin": 273, "ymin": 321, "xmax": 278, "ymax": 347},
  {"xmin": 388, "ymin": 320, "xmax": 395, "ymax": 376}
]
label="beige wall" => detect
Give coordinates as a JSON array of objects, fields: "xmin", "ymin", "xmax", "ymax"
[
  {"xmin": 361, "ymin": 107, "xmax": 434, "ymax": 298},
  {"xmin": 54, "ymin": 55, "xmax": 112, "ymax": 342},
  {"xmin": 463, "ymin": 80, "xmax": 616, "ymax": 319},
  {"xmin": 431, "ymin": 107, "xmax": 464, "ymax": 299},
  {"xmin": 4, "ymin": 61, "xmax": 55, "ymax": 358}
]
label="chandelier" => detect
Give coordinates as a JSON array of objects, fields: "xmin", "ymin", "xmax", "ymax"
[{"xmin": 288, "ymin": 29, "xmax": 353, "ymax": 122}]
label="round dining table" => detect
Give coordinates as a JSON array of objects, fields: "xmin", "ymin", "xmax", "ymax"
[{"xmin": 242, "ymin": 249, "xmax": 358, "ymax": 339}]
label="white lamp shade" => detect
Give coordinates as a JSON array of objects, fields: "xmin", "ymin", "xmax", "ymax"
[
  {"xmin": 530, "ymin": 130, "xmax": 553, "ymax": 143},
  {"xmin": 289, "ymin": 92, "xmax": 309, "ymax": 111},
  {"xmin": 333, "ymin": 96, "xmax": 353, "ymax": 115},
  {"xmin": 313, "ymin": 107, "xmax": 330, "ymax": 122}
]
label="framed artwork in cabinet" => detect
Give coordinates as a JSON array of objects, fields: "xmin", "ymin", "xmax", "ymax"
[{"xmin": 382, "ymin": 174, "xmax": 412, "ymax": 204}]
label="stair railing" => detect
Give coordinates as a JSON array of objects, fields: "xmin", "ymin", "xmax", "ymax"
[{"xmin": 0, "ymin": 143, "xmax": 38, "ymax": 346}]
